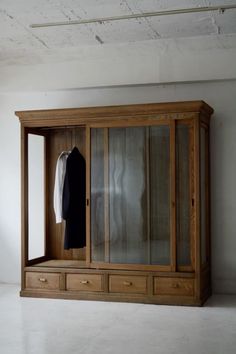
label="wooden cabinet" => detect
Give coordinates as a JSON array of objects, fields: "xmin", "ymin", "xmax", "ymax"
[{"xmin": 16, "ymin": 101, "xmax": 213, "ymax": 306}]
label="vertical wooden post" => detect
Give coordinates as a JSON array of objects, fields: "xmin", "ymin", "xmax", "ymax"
[
  {"xmin": 104, "ymin": 128, "xmax": 110, "ymax": 263},
  {"xmin": 170, "ymin": 120, "xmax": 176, "ymax": 272},
  {"xmin": 194, "ymin": 116, "xmax": 201, "ymax": 302},
  {"xmin": 146, "ymin": 127, "xmax": 151, "ymax": 264},
  {"xmin": 43, "ymin": 133, "xmax": 47, "ymax": 259},
  {"xmin": 205, "ymin": 127, "xmax": 211, "ymax": 267},
  {"xmin": 86, "ymin": 126, "xmax": 91, "ymax": 265},
  {"xmin": 21, "ymin": 126, "xmax": 28, "ymax": 290},
  {"xmin": 189, "ymin": 121, "xmax": 195, "ymax": 271}
]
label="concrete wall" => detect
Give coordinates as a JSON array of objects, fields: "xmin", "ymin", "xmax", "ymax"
[
  {"xmin": 0, "ymin": 80, "xmax": 236, "ymax": 293},
  {"xmin": 1, "ymin": 35, "xmax": 236, "ymax": 91}
]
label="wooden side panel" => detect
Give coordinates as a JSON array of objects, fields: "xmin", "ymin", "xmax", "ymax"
[
  {"xmin": 200, "ymin": 267, "xmax": 211, "ymax": 299},
  {"xmin": 194, "ymin": 117, "xmax": 201, "ymax": 301}
]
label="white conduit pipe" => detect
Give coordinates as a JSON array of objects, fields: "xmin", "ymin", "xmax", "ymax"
[{"xmin": 30, "ymin": 4, "xmax": 236, "ymax": 28}]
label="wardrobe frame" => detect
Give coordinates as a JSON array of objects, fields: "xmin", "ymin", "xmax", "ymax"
[{"xmin": 16, "ymin": 100, "xmax": 213, "ymax": 306}]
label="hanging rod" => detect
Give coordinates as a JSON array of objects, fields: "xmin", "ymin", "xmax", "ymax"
[{"xmin": 30, "ymin": 4, "xmax": 236, "ymax": 28}]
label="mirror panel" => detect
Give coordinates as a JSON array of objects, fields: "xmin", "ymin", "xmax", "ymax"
[{"xmin": 28, "ymin": 134, "xmax": 45, "ymax": 260}]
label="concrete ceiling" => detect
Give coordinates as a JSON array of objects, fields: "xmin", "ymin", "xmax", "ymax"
[{"xmin": 1, "ymin": 0, "xmax": 236, "ymax": 67}]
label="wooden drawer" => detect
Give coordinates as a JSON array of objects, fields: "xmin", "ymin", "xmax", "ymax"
[
  {"xmin": 66, "ymin": 274, "xmax": 103, "ymax": 292},
  {"xmin": 25, "ymin": 272, "xmax": 60, "ymax": 290},
  {"xmin": 109, "ymin": 275, "xmax": 147, "ymax": 294},
  {"xmin": 154, "ymin": 277, "xmax": 194, "ymax": 296}
]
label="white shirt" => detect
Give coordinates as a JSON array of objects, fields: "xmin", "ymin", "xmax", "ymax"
[{"xmin": 53, "ymin": 151, "xmax": 70, "ymax": 223}]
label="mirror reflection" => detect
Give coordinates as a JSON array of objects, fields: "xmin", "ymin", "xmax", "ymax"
[{"xmin": 28, "ymin": 134, "xmax": 45, "ymax": 260}]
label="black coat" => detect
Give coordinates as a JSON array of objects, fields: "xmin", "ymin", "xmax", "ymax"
[{"xmin": 62, "ymin": 147, "xmax": 86, "ymax": 249}]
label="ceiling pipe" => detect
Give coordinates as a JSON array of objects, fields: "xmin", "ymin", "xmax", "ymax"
[{"xmin": 30, "ymin": 4, "xmax": 236, "ymax": 28}]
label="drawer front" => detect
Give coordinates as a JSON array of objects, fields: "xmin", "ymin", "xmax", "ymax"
[
  {"xmin": 154, "ymin": 277, "xmax": 194, "ymax": 296},
  {"xmin": 66, "ymin": 274, "xmax": 103, "ymax": 292},
  {"xmin": 109, "ymin": 275, "xmax": 147, "ymax": 294},
  {"xmin": 25, "ymin": 272, "xmax": 60, "ymax": 290}
]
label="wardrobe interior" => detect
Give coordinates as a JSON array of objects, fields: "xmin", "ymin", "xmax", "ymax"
[{"xmin": 28, "ymin": 126, "xmax": 86, "ymax": 266}]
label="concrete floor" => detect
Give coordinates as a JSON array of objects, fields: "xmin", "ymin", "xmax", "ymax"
[{"xmin": 0, "ymin": 284, "xmax": 236, "ymax": 354}]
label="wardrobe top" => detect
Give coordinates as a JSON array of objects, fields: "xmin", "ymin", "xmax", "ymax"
[{"xmin": 15, "ymin": 100, "xmax": 213, "ymax": 128}]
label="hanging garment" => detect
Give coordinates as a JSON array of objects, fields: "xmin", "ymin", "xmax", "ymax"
[
  {"xmin": 53, "ymin": 151, "xmax": 70, "ymax": 223},
  {"xmin": 62, "ymin": 146, "xmax": 86, "ymax": 249}
]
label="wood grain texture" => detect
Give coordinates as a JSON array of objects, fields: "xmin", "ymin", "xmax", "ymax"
[
  {"xmin": 20, "ymin": 289, "xmax": 201, "ymax": 305},
  {"xmin": 66, "ymin": 274, "xmax": 103, "ymax": 292},
  {"xmin": 25, "ymin": 272, "xmax": 60, "ymax": 290},
  {"xmin": 18, "ymin": 101, "xmax": 213, "ymax": 306},
  {"xmin": 109, "ymin": 275, "xmax": 147, "ymax": 294},
  {"xmin": 154, "ymin": 277, "xmax": 194, "ymax": 296},
  {"xmin": 15, "ymin": 101, "xmax": 213, "ymax": 127},
  {"xmin": 170, "ymin": 120, "xmax": 176, "ymax": 272},
  {"xmin": 25, "ymin": 262, "xmax": 195, "ymax": 277},
  {"xmin": 194, "ymin": 117, "xmax": 201, "ymax": 302}
]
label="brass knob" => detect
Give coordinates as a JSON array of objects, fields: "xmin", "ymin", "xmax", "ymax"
[
  {"xmin": 172, "ymin": 283, "xmax": 180, "ymax": 288},
  {"xmin": 39, "ymin": 278, "xmax": 47, "ymax": 282},
  {"xmin": 80, "ymin": 280, "xmax": 89, "ymax": 284},
  {"xmin": 123, "ymin": 281, "xmax": 132, "ymax": 286}
]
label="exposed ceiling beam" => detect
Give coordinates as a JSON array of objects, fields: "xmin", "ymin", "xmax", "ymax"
[{"xmin": 30, "ymin": 4, "xmax": 236, "ymax": 29}]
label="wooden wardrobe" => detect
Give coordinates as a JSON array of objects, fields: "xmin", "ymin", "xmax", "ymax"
[{"xmin": 16, "ymin": 100, "xmax": 213, "ymax": 306}]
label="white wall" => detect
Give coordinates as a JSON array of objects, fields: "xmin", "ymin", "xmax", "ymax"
[
  {"xmin": 1, "ymin": 35, "xmax": 236, "ymax": 91},
  {"xmin": 0, "ymin": 80, "xmax": 236, "ymax": 293}
]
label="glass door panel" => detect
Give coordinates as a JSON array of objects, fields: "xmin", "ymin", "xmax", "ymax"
[
  {"xmin": 109, "ymin": 127, "xmax": 148, "ymax": 264},
  {"xmin": 176, "ymin": 125, "xmax": 191, "ymax": 266},
  {"xmin": 150, "ymin": 126, "xmax": 170, "ymax": 265},
  {"xmin": 91, "ymin": 129, "xmax": 105, "ymax": 262},
  {"xmin": 90, "ymin": 124, "xmax": 171, "ymax": 266}
]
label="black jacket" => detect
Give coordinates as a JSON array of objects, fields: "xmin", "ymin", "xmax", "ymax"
[{"xmin": 62, "ymin": 147, "xmax": 86, "ymax": 249}]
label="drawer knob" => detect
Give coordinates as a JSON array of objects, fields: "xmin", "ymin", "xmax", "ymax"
[
  {"xmin": 172, "ymin": 283, "xmax": 180, "ymax": 288},
  {"xmin": 123, "ymin": 281, "xmax": 132, "ymax": 286},
  {"xmin": 80, "ymin": 280, "xmax": 89, "ymax": 284},
  {"xmin": 39, "ymin": 278, "xmax": 47, "ymax": 282}
]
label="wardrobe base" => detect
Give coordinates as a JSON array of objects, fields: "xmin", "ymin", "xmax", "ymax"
[{"xmin": 20, "ymin": 289, "xmax": 208, "ymax": 306}]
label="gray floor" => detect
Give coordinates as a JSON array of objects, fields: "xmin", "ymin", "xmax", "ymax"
[{"xmin": 0, "ymin": 284, "xmax": 236, "ymax": 354}]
